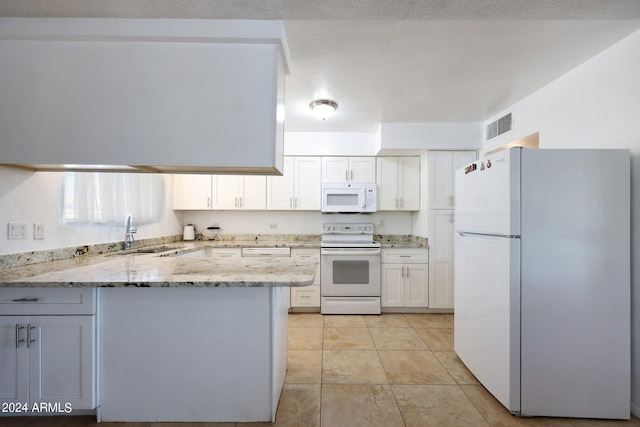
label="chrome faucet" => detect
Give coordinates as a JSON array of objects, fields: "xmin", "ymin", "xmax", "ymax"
[{"xmin": 124, "ymin": 214, "xmax": 137, "ymax": 250}]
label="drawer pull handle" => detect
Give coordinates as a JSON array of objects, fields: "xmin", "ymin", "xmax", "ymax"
[
  {"xmin": 15, "ymin": 325, "xmax": 25, "ymax": 349},
  {"xmin": 27, "ymin": 324, "xmax": 36, "ymax": 348},
  {"xmin": 12, "ymin": 297, "xmax": 39, "ymax": 302}
]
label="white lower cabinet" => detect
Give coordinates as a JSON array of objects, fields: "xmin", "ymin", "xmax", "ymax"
[
  {"xmin": 290, "ymin": 248, "xmax": 320, "ymax": 309},
  {"xmin": 0, "ymin": 289, "xmax": 96, "ymax": 412},
  {"xmin": 208, "ymin": 248, "xmax": 242, "ymax": 258},
  {"xmin": 381, "ymin": 249, "xmax": 429, "ymax": 308}
]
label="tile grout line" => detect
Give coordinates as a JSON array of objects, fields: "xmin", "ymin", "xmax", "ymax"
[
  {"xmin": 319, "ymin": 315, "xmax": 324, "ymax": 427},
  {"xmin": 458, "ymin": 383, "xmax": 494, "ymax": 427},
  {"xmin": 375, "ymin": 315, "xmax": 408, "ymax": 426}
]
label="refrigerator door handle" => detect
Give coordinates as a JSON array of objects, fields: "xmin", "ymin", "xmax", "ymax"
[{"xmin": 457, "ymin": 231, "xmax": 520, "ymax": 239}]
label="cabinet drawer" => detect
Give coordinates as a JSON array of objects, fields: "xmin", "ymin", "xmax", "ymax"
[
  {"xmin": 0, "ymin": 288, "xmax": 96, "ymax": 315},
  {"xmin": 291, "ymin": 285, "xmax": 320, "ymax": 307},
  {"xmin": 291, "ymin": 249, "xmax": 320, "ymax": 285},
  {"xmin": 291, "ymin": 248, "xmax": 320, "ymax": 260},
  {"xmin": 382, "ymin": 249, "xmax": 429, "ymax": 264},
  {"xmin": 209, "ymin": 248, "xmax": 242, "ymax": 258}
]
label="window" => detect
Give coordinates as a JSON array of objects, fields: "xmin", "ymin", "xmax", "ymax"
[{"xmin": 62, "ymin": 172, "xmax": 164, "ymax": 224}]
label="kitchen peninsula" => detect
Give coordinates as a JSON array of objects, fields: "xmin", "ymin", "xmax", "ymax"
[{"xmin": 0, "ymin": 246, "xmax": 317, "ymax": 423}]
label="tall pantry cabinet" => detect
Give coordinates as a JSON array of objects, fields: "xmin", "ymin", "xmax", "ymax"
[{"xmin": 427, "ymin": 151, "xmax": 476, "ymax": 309}]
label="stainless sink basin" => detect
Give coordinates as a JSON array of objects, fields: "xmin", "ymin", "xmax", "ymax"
[
  {"xmin": 134, "ymin": 246, "xmax": 178, "ymax": 253},
  {"xmin": 115, "ymin": 245, "xmax": 182, "ymax": 255}
]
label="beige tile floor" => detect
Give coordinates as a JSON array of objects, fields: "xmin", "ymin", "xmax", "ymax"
[{"xmin": 2, "ymin": 313, "xmax": 639, "ymax": 427}]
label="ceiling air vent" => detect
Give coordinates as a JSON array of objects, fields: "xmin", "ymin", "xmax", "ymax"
[{"xmin": 486, "ymin": 112, "xmax": 512, "ymax": 141}]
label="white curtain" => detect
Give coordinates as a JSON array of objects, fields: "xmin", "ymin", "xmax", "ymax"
[{"xmin": 62, "ymin": 172, "xmax": 164, "ymax": 225}]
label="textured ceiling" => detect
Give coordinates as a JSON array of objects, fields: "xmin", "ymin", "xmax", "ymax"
[
  {"xmin": 2, "ymin": 1, "xmax": 640, "ymax": 133},
  {"xmin": 3, "ymin": 0, "xmax": 640, "ymax": 19}
]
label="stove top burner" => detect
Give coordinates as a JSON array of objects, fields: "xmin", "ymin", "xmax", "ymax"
[
  {"xmin": 321, "ymin": 223, "xmax": 379, "ymax": 248},
  {"xmin": 320, "ymin": 240, "xmax": 381, "ymax": 249}
]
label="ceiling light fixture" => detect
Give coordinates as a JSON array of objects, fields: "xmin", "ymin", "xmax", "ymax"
[{"xmin": 309, "ymin": 99, "xmax": 338, "ymax": 120}]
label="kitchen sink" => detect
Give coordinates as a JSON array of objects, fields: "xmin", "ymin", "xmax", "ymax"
[
  {"xmin": 115, "ymin": 245, "xmax": 183, "ymax": 255},
  {"xmin": 167, "ymin": 248, "xmax": 210, "ymax": 258},
  {"xmin": 134, "ymin": 246, "xmax": 179, "ymax": 253}
]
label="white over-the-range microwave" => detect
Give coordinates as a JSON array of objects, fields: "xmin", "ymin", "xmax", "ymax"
[{"xmin": 321, "ymin": 182, "xmax": 377, "ymax": 213}]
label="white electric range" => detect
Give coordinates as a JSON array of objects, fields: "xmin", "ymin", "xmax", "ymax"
[{"xmin": 320, "ymin": 223, "xmax": 381, "ymax": 314}]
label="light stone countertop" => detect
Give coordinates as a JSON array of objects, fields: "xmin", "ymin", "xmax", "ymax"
[
  {"xmin": 0, "ymin": 243, "xmax": 317, "ymax": 288},
  {"xmin": 0, "ymin": 233, "xmax": 427, "ymax": 288}
]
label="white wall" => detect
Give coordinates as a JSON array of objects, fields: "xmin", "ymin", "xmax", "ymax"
[
  {"xmin": 182, "ymin": 210, "xmax": 412, "ymax": 236},
  {"xmin": 484, "ymin": 29, "xmax": 640, "ymax": 416},
  {"xmin": 284, "ymin": 131, "xmax": 381, "ymax": 156},
  {"xmin": 0, "ymin": 166, "xmax": 182, "ymax": 255}
]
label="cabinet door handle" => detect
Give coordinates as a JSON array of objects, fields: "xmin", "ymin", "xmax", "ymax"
[
  {"xmin": 27, "ymin": 324, "xmax": 36, "ymax": 349},
  {"xmin": 345, "ymin": 170, "xmax": 349, "ymax": 181},
  {"xmin": 449, "ymin": 195, "xmax": 454, "ymax": 206},
  {"xmin": 294, "ymin": 197, "xmax": 298, "ymax": 209},
  {"xmin": 239, "ymin": 197, "xmax": 244, "ymax": 207},
  {"xmin": 15, "ymin": 324, "xmax": 25, "ymax": 349},
  {"xmin": 350, "ymin": 170, "xmax": 354, "ymax": 181},
  {"xmin": 406, "ymin": 267, "xmax": 410, "ymax": 278},
  {"xmin": 401, "ymin": 267, "xmax": 405, "ymax": 278},
  {"xmin": 207, "ymin": 197, "xmax": 211, "ymax": 208},
  {"xmin": 12, "ymin": 297, "xmax": 39, "ymax": 302},
  {"xmin": 400, "ymin": 198, "xmax": 404, "ymax": 209}
]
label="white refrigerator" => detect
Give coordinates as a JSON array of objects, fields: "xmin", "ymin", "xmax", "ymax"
[{"xmin": 454, "ymin": 147, "xmax": 630, "ymax": 419}]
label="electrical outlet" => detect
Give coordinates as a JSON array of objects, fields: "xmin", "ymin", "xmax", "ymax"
[
  {"xmin": 8, "ymin": 222, "xmax": 28, "ymax": 239},
  {"xmin": 269, "ymin": 223, "xmax": 278, "ymax": 230},
  {"xmin": 34, "ymin": 223, "xmax": 45, "ymax": 240}
]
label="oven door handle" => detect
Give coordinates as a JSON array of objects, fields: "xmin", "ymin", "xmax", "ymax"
[{"xmin": 321, "ymin": 248, "xmax": 381, "ymax": 256}]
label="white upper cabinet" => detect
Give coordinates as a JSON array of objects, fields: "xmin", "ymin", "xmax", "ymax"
[
  {"xmin": 267, "ymin": 157, "xmax": 321, "ymax": 210},
  {"xmin": 173, "ymin": 175, "xmax": 266, "ymax": 210},
  {"xmin": 0, "ymin": 19, "xmax": 289, "ymax": 174},
  {"xmin": 241, "ymin": 176, "xmax": 268, "ymax": 210},
  {"xmin": 172, "ymin": 175, "xmax": 213, "ymax": 210},
  {"xmin": 376, "ymin": 157, "xmax": 420, "ymax": 211},
  {"xmin": 428, "ymin": 151, "xmax": 477, "ymax": 209},
  {"xmin": 322, "ymin": 157, "xmax": 376, "ymax": 182},
  {"xmin": 266, "ymin": 157, "xmax": 295, "ymax": 210},
  {"xmin": 211, "ymin": 176, "xmax": 266, "ymax": 210}
]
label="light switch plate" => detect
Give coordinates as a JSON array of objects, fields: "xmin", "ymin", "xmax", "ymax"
[
  {"xmin": 34, "ymin": 223, "xmax": 45, "ymax": 240},
  {"xmin": 8, "ymin": 222, "xmax": 28, "ymax": 239}
]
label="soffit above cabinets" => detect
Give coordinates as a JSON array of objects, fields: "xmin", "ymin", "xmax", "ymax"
[
  {"xmin": 0, "ymin": 18, "xmax": 290, "ymax": 175},
  {"xmin": 2, "ymin": 2, "xmax": 640, "ymax": 135}
]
